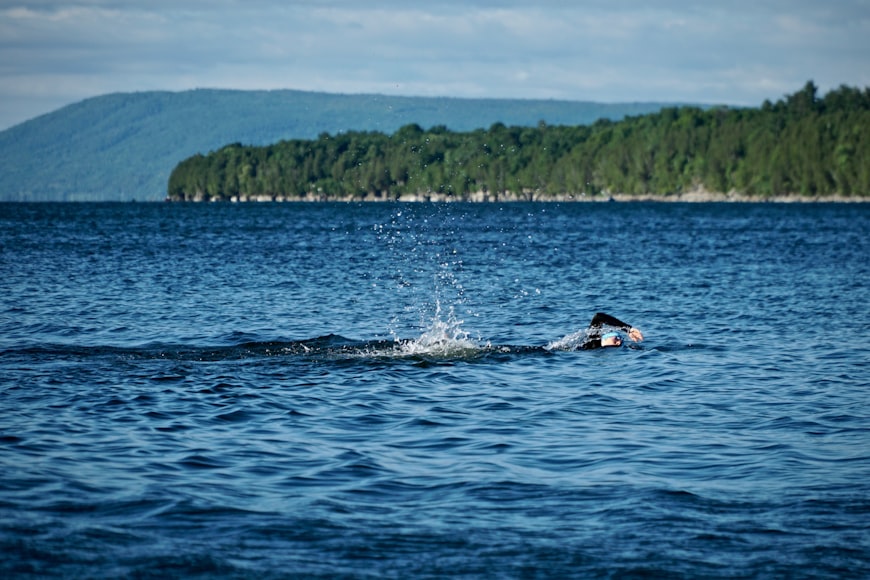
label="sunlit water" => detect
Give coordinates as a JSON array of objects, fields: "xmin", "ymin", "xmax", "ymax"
[{"xmin": 1, "ymin": 202, "xmax": 868, "ymax": 578}]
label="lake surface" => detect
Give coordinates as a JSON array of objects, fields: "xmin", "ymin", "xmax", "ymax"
[{"xmin": 1, "ymin": 201, "xmax": 868, "ymax": 578}]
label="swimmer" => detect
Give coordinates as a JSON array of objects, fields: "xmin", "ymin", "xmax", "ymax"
[{"xmin": 579, "ymin": 312, "xmax": 644, "ymax": 350}]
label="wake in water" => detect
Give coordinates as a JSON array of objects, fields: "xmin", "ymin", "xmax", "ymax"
[
  {"xmin": 0, "ymin": 294, "xmax": 631, "ymax": 364},
  {"xmin": 0, "ymin": 314, "xmax": 591, "ymax": 364}
]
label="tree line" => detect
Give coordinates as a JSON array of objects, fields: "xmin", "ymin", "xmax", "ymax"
[{"xmin": 168, "ymin": 82, "xmax": 870, "ymax": 201}]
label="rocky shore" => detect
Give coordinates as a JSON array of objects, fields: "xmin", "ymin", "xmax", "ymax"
[{"xmin": 187, "ymin": 188, "xmax": 867, "ymax": 203}]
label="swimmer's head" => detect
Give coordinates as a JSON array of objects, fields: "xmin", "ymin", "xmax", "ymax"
[{"xmin": 601, "ymin": 332, "xmax": 622, "ymax": 347}]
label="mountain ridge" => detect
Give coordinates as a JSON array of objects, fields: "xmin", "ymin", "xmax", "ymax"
[{"xmin": 0, "ymin": 89, "xmax": 693, "ymax": 201}]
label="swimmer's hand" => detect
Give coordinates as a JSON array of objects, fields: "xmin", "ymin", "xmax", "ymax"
[{"xmin": 628, "ymin": 327, "xmax": 644, "ymax": 342}]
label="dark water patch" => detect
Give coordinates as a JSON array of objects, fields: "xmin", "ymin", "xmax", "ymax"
[{"xmin": 179, "ymin": 454, "xmax": 231, "ymax": 470}]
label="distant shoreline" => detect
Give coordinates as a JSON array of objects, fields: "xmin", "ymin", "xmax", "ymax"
[{"xmin": 172, "ymin": 190, "xmax": 869, "ymax": 203}]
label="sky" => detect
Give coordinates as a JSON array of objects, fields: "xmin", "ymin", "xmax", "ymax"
[{"xmin": 1, "ymin": 0, "xmax": 869, "ymax": 130}]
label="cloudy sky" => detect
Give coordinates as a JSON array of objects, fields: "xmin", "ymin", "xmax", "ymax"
[{"xmin": 1, "ymin": 0, "xmax": 868, "ymax": 130}]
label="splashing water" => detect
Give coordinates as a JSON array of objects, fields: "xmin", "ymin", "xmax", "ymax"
[
  {"xmin": 375, "ymin": 205, "xmax": 478, "ymax": 349},
  {"xmin": 396, "ymin": 298, "xmax": 483, "ymax": 357},
  {"xmin": 545, "ymin": 328, "xmax": 589, "ymax": 351}
]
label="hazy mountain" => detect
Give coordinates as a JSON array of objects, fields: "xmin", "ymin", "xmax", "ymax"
[{"xmin": 0, "ymin": 89, "xmax": 690, "ymax": 201}]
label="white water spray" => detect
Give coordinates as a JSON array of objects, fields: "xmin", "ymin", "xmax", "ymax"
[{"xmin": 397, "ymin": 297, "xmax": 482, "ymax": 357}]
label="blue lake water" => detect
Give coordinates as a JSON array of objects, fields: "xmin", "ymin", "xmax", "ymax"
[{"xmin": 1, "ymin": 201, "xmax": 869, "ymax": 577}]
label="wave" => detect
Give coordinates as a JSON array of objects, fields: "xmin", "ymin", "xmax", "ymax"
[
  {"xmin": 1, "ymin": 314, "xmax": 657, "ymax": 363},
  {"xmin": 0, "ymin": 333, "xmax": 550, "ymax": 363},
  {"xmin": 0, "ymin": 333, "xmax": 670, "ymax": 366}
]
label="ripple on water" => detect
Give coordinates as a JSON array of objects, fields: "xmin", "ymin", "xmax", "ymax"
[{"xmin": 1, "ymin": 202, "xmax": 868, "ymax": 577}]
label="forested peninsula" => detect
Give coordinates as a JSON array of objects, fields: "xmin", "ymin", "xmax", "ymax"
[{"xmin": 168, "ymin": 83, "xmax": 870, "ymax": 202}]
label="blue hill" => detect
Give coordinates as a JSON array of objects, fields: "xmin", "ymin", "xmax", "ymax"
[{"xmin": 0, "ymin": 89, "xmax": 689, "ymax": 201}]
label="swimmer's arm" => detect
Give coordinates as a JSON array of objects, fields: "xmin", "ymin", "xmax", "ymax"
[
  {"xmin": 590, "ymin": 312, "xmax": 644, "ymax": 342},
  {"xmin": 589, "ymin": 312, "xmax": 631, "ymax": 329}
]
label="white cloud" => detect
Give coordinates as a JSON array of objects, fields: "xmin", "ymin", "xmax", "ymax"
[{"xmin": 0, "ymin": 0, "xmax": 869, "ymax": 129}]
